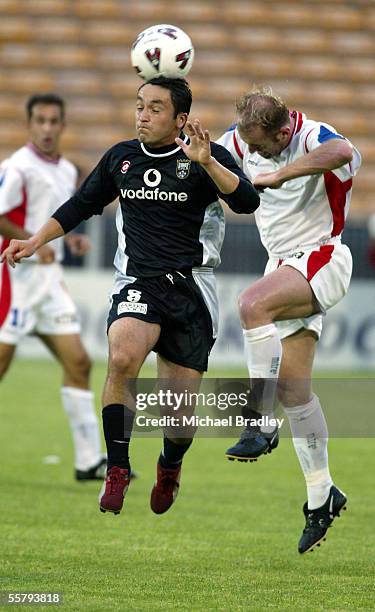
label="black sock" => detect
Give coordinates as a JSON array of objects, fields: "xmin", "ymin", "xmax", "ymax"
[
  {"xmin": 102, "ymin": 404, "xmax": 135, "ymax": 470},
  {"xmin": 159, "ymin": 437, "xmax": 193, "ymax": 469}
]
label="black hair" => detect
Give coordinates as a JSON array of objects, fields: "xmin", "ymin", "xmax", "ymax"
[
  {"xmin": 26, "ymin": 93, "xmax": 65, "ymax": 120},
  {"xmin": 138, "ymin": 76, "xmax": 192, "ymax": 117}
]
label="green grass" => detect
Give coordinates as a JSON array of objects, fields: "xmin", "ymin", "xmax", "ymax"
[{"xmin": 1, "ymin": 360, "xmax": 375, "ymax": 610}]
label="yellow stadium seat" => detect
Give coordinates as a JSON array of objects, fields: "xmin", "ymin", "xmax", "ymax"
[
  {"xmin": 0, "ymin": 0, "xmax": 23, "ymax": 14},
  {"xmin": 186, "ymin": 25, "xmax": 229, "ymax": 49},
  {"xmin": 0, "ymin": 123, "xmax": 27, "ymax": 147},
  {"xmin": 32, "ymin": 18, "xmax": 80, "ymax": 43},
  {"xmin": 17, "ymin": 0, "xmax": 72, "ymax": 16},
  {"xmin": 0, "ymin": 70, "xmax": 54, "ymax": 93},
  {"xmin": 73, "ymin": 0, "xmax": 123, "ymax": 18},
  {"xmin": 0, "ymin": 17, "xmax": 31, "ymax": 42},
  {"xmin": 84, "ymin": 21, "xmax": 134, "ymax": 46},
  {"xmin": 68, "ymin": 99, "xmax": 117, "ymax": 125},
  {"xmin": 223, "ymin": 2, "xmax": 363, "ymax": 30},
  {"xmin": 0, "ymin": 96, "xmax": 24, "ymax": 119},
  {"xmin": 159, "ymin": 2, "xmax": 217, "ymax": 22},
  {"xmin": 41, "ymin": 46, "xmax": 96, "ymax": 68}
]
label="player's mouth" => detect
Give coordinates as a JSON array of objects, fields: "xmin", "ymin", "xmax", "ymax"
[{"xmin": 42, "ymin": 137, "xmax": 53, "ymax": 147}]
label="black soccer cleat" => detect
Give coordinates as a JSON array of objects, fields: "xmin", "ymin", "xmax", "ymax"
[
  {"xmin": 225, "ymin": 426, "xmax": 279, "ymax": 462},
  {"xmin": 298, "ymin": 485, "xmax": 347, "ymax": 554},
  {"xmin": 75, "ymin": 457, "xmax": 107, "ymax": 481}
]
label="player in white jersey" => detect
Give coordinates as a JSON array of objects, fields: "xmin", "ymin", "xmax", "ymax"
[
  {"xmin": 218, "ymin": 88, "xmax": 361, "ymax": 554},
  {"xmin": 0, "ymin": 93, "xmax": 106, "ymax": 481}
]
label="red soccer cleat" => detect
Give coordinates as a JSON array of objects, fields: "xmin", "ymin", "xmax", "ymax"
[
  {"xmin": 99, "ymin": 466, "xmax": 130, "ymax": 515},
  {"xmin": 150, "ymin": 462, "xmax": 181, "ymax": 514}
]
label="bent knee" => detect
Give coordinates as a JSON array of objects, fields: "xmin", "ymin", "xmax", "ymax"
[
  {"xmin": 238, "ymin": 290, "xmax": 269, "ymax": 325},
  {"xmin": 75, "ymin": 351, "xmax": 92, "ymax": 374},
  {"xmin": 108, "ymin": 349, "xmax": 141, "ymax": 378},
  {"xmin": 65, "ymin": 351, "xmax": 92, "ymax": 384}
]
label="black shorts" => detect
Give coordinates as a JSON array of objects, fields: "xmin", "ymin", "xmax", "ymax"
[{"xmin": 107, "ymin": 270, "xmax": 215, "ymax": 371}]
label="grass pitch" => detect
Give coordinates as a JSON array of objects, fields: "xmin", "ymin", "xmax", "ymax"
[{"xmin": 1, "ymin": 360, "xmax": 375, "ymax": 610}]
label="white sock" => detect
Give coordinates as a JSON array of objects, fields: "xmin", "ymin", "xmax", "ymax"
[
  {"xmin": 243, "ymin": 324, "xmax": 282, "ymax": 433},
  {"xmin": 283, "ymin": 394, "xmax": 333, "ymax": 509},
  {"xmin": 61, "ymin": 386, "xmax": 102, "ymax": 471}
]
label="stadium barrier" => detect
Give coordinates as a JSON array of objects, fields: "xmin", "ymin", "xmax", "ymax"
[{"xmin": 17, "ymin": 270, "xmax": 375, "ymax": 370}]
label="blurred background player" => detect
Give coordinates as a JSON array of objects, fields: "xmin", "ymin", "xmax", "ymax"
[
  {"xmin": 218, "ymin": 88, "xmax": 361, "ymax": 553},
  {"xmin": 0, "ymin": 93, "xmax": 106, "ymax": 481}
]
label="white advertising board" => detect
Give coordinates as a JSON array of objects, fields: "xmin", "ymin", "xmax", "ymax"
[{"xmin": 17, "ymin": 270, "xmax": 375, "ymax": 370}]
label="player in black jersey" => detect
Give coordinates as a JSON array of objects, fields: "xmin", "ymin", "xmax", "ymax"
[{"xmin": 1, "ymin": 77, "xmax": 259, "ymax": 517}]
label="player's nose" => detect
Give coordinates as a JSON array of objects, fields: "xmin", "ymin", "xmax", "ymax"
[
  {"xmin": 42, "ymin": 122, "xmax": 53, "ymax": 132},
  {"xmin": 139, "ymin": 108, "xmax": 150, "ymax": 121}
]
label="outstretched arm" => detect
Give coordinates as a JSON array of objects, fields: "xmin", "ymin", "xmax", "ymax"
[
  {"xmin": 176, "ymin": 119, "xmax": 240, "ymax": 194},
  {"xmin": 254, "ymin": 139, "xmax": 353, "ymax": 191},
  {"xmin": 0, "ymin": 214, "xmax": 32, "ymax": 241},
  {"xmin": 0, "ymin": 217, "xmax": 64, "ymax": 267},
  {"xmin": 0, "ymin": 214, "xmax": 57, "ymax": 263},
  {"xmin": 177, "ymin": 119, "xmax": 259, "ymax": 214},
  {"xmin": 1, "ymin": 146, "xmax": 119, "ymax": 267}
]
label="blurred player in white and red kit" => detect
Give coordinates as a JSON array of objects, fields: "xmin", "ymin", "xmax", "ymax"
[
  {"xmin": 218, "ymin": 88, "xmax": 361, "ymax": 553},
  {"xmin": 0, "ymin": 93, "xmax": 106, "ymax": 481}
]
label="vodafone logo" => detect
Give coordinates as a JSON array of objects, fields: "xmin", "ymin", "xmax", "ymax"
[
  {"xmin": 144, "ymin": 168, "xmax": 161, "ymax": 187},
  {"xmin": 121, "ymin": 160, "xmax": 131, "ymax": 174},
  {"xmin": 120, "ymin": 167, "xmax": 188, "ymax": 203}
]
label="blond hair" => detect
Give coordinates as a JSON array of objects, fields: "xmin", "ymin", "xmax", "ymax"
[{"xmin": 236, "ymin": 86, "xmax": 289, "ymax": 135}]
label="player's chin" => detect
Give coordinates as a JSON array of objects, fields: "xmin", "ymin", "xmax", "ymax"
[
  {"xmin": 137, "ymin": 132, "xmax": 151, "ymax": 143},
  {"xmin": 41, "ymin": 139, "xmax": 55, "ymax": 151}
]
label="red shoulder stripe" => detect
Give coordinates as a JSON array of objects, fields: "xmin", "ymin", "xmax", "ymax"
[
  {"xmin": 295, "ymin": 111, "xmax": 303, "ymax": 134},
  {"xmin": 304, "ymin": 128, "xmax": 315, "ymax": 154},
  {"xmin": 233, "ymin": 131, "xmax": 244, "ymax": 160}
]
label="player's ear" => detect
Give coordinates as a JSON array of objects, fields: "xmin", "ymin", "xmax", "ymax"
[
  {"xmin": 177, "ymin": 113, "xmax": 188, "ymax": 130},
  {"xmin": 277, "ymin": 126, "xmax": 291, "ymax": 142}
]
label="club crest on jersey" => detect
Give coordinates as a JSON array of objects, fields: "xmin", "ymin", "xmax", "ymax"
[
  {"xmin": 176, "ymin": 158, "xmax": 191, "ymax": 179},
  {"xmin": 121, "ymin": 160, "xmax": 131, "ymax": 174}
]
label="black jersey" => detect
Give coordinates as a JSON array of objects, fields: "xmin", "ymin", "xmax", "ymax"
[{"xmin": 53, "ymin": 136, "xmax": 259, "ymax": 277}]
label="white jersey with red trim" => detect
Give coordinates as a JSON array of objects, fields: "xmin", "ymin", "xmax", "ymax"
[
  {"xmin": 0, "ymin": 144, "xmax": 78, "ymax": 261},
  {"xmin": 217, "ymin": 111, "xmax": 362, "ymax": 257}
]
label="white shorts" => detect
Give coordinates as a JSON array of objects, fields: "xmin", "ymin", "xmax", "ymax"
[
  {"xmin": 265, "ymin": 241, "xmax": 352, "ymax": 340},
  {"xmin": 0, "ymin": 261, "xmax": 81, "ymax": 345}
]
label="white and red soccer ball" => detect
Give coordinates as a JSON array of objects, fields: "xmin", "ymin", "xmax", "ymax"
[{"xmin": 131, "ymin": 24, "xmax": 194, "ymax": 81}]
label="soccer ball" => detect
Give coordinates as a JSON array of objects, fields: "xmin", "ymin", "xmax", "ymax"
[{"xmin": 131, "ymin": 24, "xmax": 194, "ymax": 81}]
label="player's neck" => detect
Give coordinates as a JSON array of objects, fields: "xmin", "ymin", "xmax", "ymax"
[
  {"xmin": 143, "ymin": 130, "xmax": 185, "ymax": 150},
  {"xmin": 27, "ymin": 141, "xmax": 61, "ymax": 163},
  {"xmin": 142, "ymin": 132, "xmax": 187, "ymax": 154}
]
